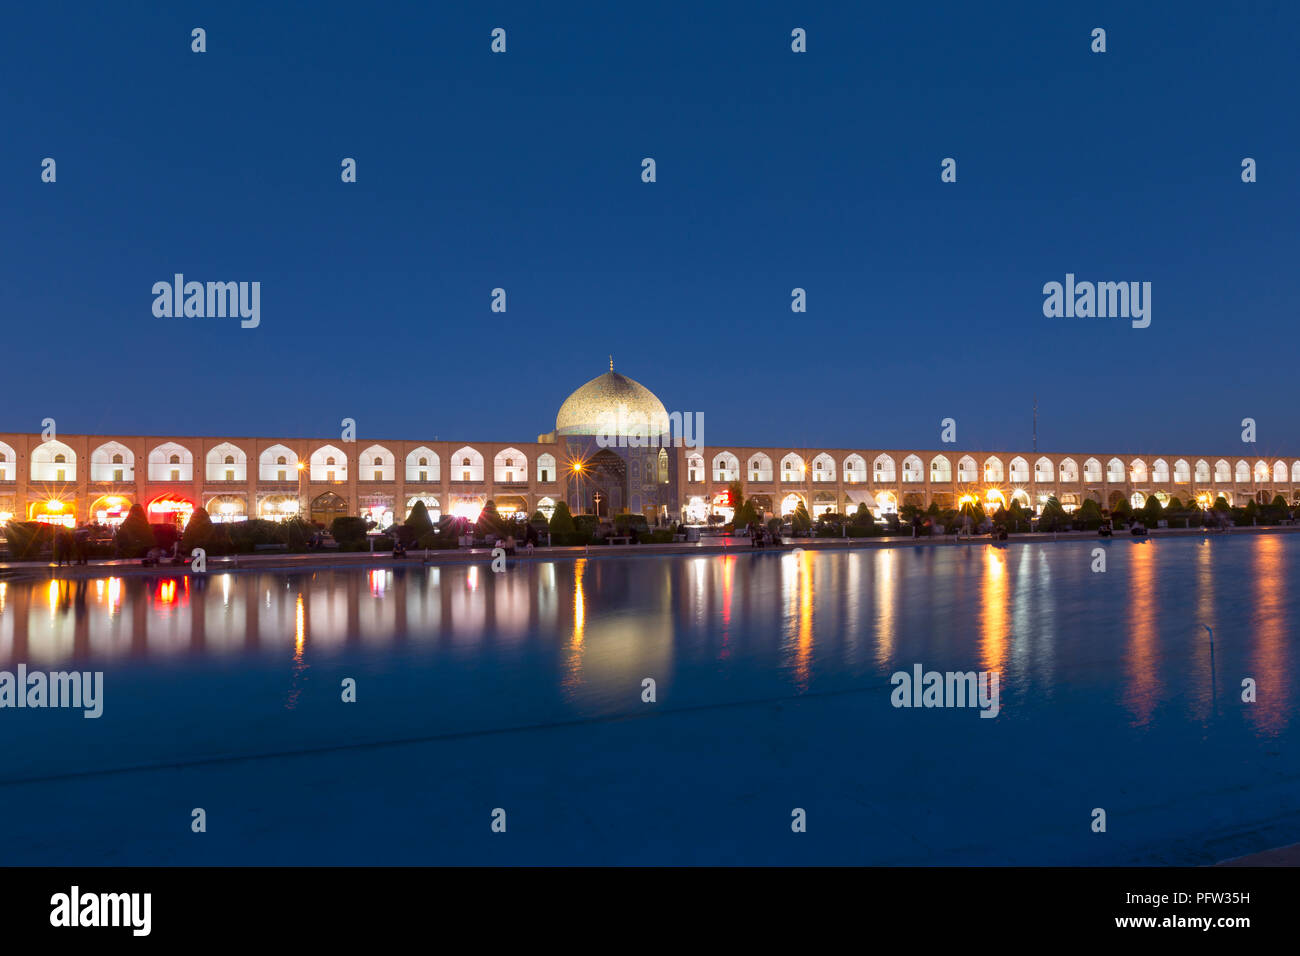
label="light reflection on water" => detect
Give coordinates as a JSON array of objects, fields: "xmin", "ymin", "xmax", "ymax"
[{"xmin": 0, "ymin": 536, "xmax": 1296, "ymax": 736}]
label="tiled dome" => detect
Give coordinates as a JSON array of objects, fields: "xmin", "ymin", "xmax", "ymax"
[{"xmin": 555, "ymin": 368, "xmax": 668, "ymax": 437}]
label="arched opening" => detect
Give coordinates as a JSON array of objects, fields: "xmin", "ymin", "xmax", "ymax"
[
  {"xmin": 148, "ymin": 494, "xmax": 195, "ymax": 528},
  {"xmin": 780, "ymin": 493, "xmax": 806, "ymax": 517},
  {"xmin": 206, "ymin": 494, "xmax": 248, "ymax": 523},
  {"xmin": 310, "ymin": 492, "xmax": 348, "ymax": 525},
  {"xmin": 89, "ymin": 494, "xmax": 132, "ymax": 527}
]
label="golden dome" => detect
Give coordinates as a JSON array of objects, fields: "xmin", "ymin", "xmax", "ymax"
[{"xmin": 555, "ymin": 368, "xmax": 669, "ymax": 436}]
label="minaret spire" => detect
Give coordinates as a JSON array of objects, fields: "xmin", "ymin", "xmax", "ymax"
[{"xmin": 609, "ymin": 354, "xmax": 614, "ymax": 372}]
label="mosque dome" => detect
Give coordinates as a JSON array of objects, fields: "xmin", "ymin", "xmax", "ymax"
[{"xmin": 555, "ymin": 363, "xmax": 669, "ymax": 437}]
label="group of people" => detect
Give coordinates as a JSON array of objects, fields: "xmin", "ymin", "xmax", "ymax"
[
  {"xmin": 51, "ymin": 528, "xmax": 91, "ymax": 566},
  {"xmin": 744, "ymin": 521, "xmax": 776, "ymax": 547}
]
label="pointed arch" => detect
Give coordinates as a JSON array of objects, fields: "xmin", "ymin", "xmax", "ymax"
[
  {"xmin": 90, "ymin": 441, "xmax": 136, "ymax": 482},
  {"xmin": 259, "ymin": 444, "xmax": 300, "ymax": 481},
  {"xmin": 32, "ymin": 440, "xmax": 77, "ymax": 482},
  {"xmin": 810, "ymin": 453, "xmax": 835, "ymax": 482},
  {"xmin": 206, "ymin": 442, "xmax": 248, "ymax": 482},
  {"xmin": 452, "ymin": 446, "xmax": 484, "ymax": 482},
  {"xmin": 493, "ymin": 447, "xmax": 527, "ymax": 483},
  {"xmin": 873, "ymin": 454, "xmax": 896, "ymax": 482},
  {"xmin": 309, "ymin": 444, "xmax": 348, "ymax": 482},
  {"xmin": 843, "ymin": 454, "xmax": 866, "ymax": 483},
  {"xmin": 361, "ymin": 444, "xmax": 396, "ymax": 482},
  {"xmin": 148, "ymin": 442, "xmax": 194, "ymax": 481},
  {"xmin": 930, "ymin": 455, "xmax": 952, "ymax": 482},
  {"xmin": 901, "ymin": 455, "xmax": 924, "ymax": 482},
  {"xmin": 713, "ymin": 451, "xmax": 740, "ymax": 482},
  {"xmin": 0, "ymin": 440, "xmax": 15, "ymax": 482},
  {"xmin": 405, "ymin": 446, "xmax": 440, "ymax": 483},
  {"xmin": 536, "ymin": 453, "xmax": 557, "ymax": 483}
]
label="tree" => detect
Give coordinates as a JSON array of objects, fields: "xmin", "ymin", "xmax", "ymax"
[
  {"xmin": 733, "ymin": 497, "xmax": 759, "ymax": 530},
  {"xmin": 180, "ymin": 507, "xmax": 214, "ymax": 552},
  {"xmin": 1167, "ymin": 496, "xmax": 1185, "ymax": 513},
  {"xmin": 726, "ymin": 480, "xmax": 744, "ymax": 512},
  {"xmin": 549, "ymin": 500, "xmax": 576, "ymax": 535},
  {"xmin": 1074, "ymin": 497, "xmax": 1103, "ymax": 530},
  {"xmin": 530, "ymin": 509, "xmax": 549, "ymax": 528},
  {"xmin": 1213, "ymin": 495, "xmax": 1230, "ymax": 512},
  {"xmin": 1038, "ymin": 496, "xmax": 1066, "ymax": 531},
  {"xmin": 406, "ymin": 500, "xmax": 435, "ymax": 538},
  {"xmin": 116, "ymin": 503, "xmax": 155, "ymax": 557},
  {"xmin": 791, "ymin": 500, "xmax": 812, "ymax": 534},
  {"xmin": 1142, "ymin": 494, "xmax": 1164, "ymax": 525},
  {"xmin": 477, "ymin": 499, "xmax": 506, "ymax": 537}
]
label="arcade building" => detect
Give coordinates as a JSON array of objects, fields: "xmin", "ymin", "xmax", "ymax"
[{"xmin": 1, "ymin": 366, "xmax": 1297, "ymax": 532}]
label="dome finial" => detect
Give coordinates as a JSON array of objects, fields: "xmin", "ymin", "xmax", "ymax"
[{"xmin": 609, "ymin": 354, "xmax": 614, "ymax": 372}]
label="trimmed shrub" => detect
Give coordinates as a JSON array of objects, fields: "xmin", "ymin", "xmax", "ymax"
[
  {"xmin": 406, "ymin": 500, "xmax": 435, "ymax": 538},
  {"xmin": 3, "ymin": 521, "xmax": 51, "ymax": 560},
  {"xmin": 549, "ymin": 501, "xmax": 576, "ymax": 536},
  {"xmin": 116, "ymin": 504, "xmax": 155, "ymax": 558},
  {"xmin": 791, "ymin": 501, "xmax": 811, "ymax": 534},
  {"xmin": 331, "ymin": 516, "xmax": 369, "ymax": 549},
  {"xmin": 180, "ymin": 507, "xmax": 215, "ymax": 552}
]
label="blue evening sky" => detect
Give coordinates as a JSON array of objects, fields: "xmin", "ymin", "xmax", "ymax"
[{"xmin": 1, "ymin": 1, "xmax": 1296, "ymax": 457}]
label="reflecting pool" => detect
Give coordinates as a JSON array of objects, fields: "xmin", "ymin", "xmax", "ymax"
[{"xmin": 1, "ymin": 535, "xmax": 1297, "ymax": 865}]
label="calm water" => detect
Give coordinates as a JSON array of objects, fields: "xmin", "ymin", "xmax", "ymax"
[{"xmin": 1, "ymin": 535, "xmax": 1297, "ymax": 864}]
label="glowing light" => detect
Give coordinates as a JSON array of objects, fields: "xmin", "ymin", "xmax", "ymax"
[
  {"xmin": 297, "ymin": 461, "xmax": 306, "ymax": 471},
  {"xmin": 46, "ymin": 499, "xmax": 64, "ymax": 512},
  {"xmin": 148, "ymin": 495, "xmax": 195, "ymax": 527},
  {"xmin": 450, "ymin": 500, "xmax": 484, "ymax": 521}
]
